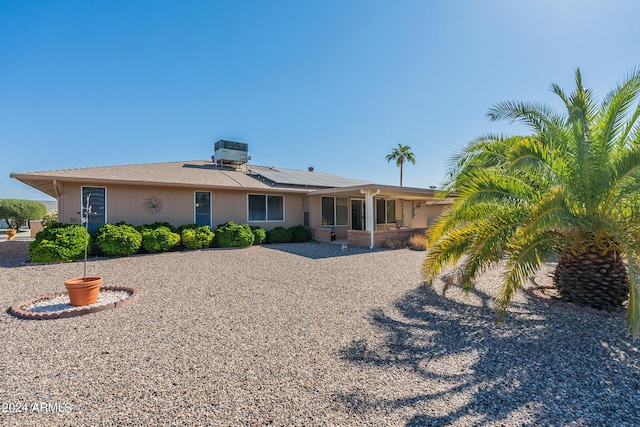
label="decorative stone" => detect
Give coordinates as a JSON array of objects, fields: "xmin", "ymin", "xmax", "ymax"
[{"xmin": 8, "ymin": 286, "xmax": 139, "ymax": 320}]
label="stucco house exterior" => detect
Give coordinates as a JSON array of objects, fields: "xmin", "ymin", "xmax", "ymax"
[{"xmin": 10, "ymin": 141, "xmax": 453, "ymax": 248}]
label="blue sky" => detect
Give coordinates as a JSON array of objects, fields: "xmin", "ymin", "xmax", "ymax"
[{"xmin": 1, "ymin": 0, "xmax": 639, "ymax": 200}]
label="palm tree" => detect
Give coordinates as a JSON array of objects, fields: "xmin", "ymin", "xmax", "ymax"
[
  {"xmin": 386, "ymin": 144, "xmax": 416, "ymax": 186},
  {"xmin": 422, "ymin": 68, "xmax": 640, "ymax": 338}
]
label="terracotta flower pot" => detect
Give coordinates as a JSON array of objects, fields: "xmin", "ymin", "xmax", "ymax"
[
  {"xmin": 5, "ymin": 229, "xmax": 17, "ymax": 240},
  {"xmin": 64, "ymin": 277, "xmax": 103, "ymax": 306}
]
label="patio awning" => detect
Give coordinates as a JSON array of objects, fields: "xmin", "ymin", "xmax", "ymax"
[
  {"xmin": 309, "ymin": 183, "xmax": 454, "ymax": 202},
  {"xmin": 310, "ymin": 184, "xmax": 454, "ymax": 249}
]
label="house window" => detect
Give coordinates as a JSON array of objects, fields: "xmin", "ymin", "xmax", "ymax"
[
  {"xmin": 194, "ymin": 192, "xmax": 211, "ymax": 227},
  {"xmin": 376, "ymin": 199, "xmax": 396, "ymax": 224},
  {"xmin": 248, "ymin": 195, "xmax": 284, "ymax": 222},
  {"xmin": 322, "ymin": 196, "xmax": 348, "ymax": 226},
  {"xmin": 81, "ymin": 186, "xmax": 106, "ymax": 234},
  {"xmin": 336, "ymin": 197, "xmax": 348, "ymax": 226},
  {"xmin": 303, "ymin": 197, "xmax": 309, "ymax": 227},
  {"xmin": 321, "ymin": 197, "xmax": 334, "ymax": 226}
]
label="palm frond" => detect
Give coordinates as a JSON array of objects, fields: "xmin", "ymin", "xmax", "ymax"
[
  {"xmin": 496, "ymin": 231, "xmax": 559, "ymax": 322},
  {"xmin": 505, "ymin": 136, "xmax": 566, "ymax": 184},
  {"xmin": 428, "ymin": 201, "xmax": 502, "ymax": 239},
  {"xmin": 608, "ymin": 220, "xmax": 640, "ymax": 339},
  {"xmin": 455, "ymin": 168, "xmax": 540, "ymax": 207},
  {"xmin": 487, "ymin": 101, "xmax": 561, "ymax": 134},
  {"xmin": 602, "ymin": 149, "xmax": 640, "ymax": 213},
  {"xmin": 453, "ymin": 210, "xmax": 522, "ymax": 291},
  {"xmin": 626, "ymin": 257, "xmax": 640, "ymax": 339},
  {"xmin": 423, "ymin": 206, "xmax": 523, "ymax": 288},
  {"xmin": 619, "ymin": 104, "xmax": 640, "ymax": 149},
  {"xmin": 595, "ymin": 68, "xmax": 640, "ymax": 153},
  {"xmin": 516, "ymin": 186, "xmax": 573, "ymax": 236},
  {"xmin": 550, "ymin": 82, "xmax": 570, "ymax": 110},
  {"xmin": 422, "ymin": 218, "xmax": 488, "ymax": 282},
  {"xmin": 444, "ymin": 134, "xmax": 512, "ymax": 188}
]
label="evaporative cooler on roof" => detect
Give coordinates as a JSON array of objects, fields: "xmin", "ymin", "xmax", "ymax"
[{"xmin": 214, "ymin": 139, "xmax": 249, "ymax": 165}]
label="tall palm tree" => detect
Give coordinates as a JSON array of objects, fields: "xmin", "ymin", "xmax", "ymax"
[
  {"xmin": 422, "ymin": 68, "xmax": 640, "ymax": 338},
  {"xmin": 386, "ymin": 144, "xmax": 416, "ymax": 186}
]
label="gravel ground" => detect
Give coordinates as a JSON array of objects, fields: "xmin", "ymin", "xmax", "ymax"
[{"xmin": 1, "ymin": 240, "xmax": 639, "ymax": 426}]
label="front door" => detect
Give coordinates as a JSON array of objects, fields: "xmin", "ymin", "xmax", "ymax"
[
  {"xmin": 195, "ymin": 191, "xmax": 212, "ymax": 227},
  {"xmin": 351, "ymin": 199, "xmax": 365, "ymax": 230},
  {"xmin": 82, "ymin": 187, "xmax": 106, "ymax": 234}
]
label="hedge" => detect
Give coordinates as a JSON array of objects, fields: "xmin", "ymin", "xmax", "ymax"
[
  {"xmin": 180, "ymin": 225, "xmax": 215, "ymax": 250},
  {"xmin": 289, "ymin": 225, "xmax": 311, "ymax": 243},
  {"xmin": 266, "ymin": 226, "xmax": 292, "ymax": 244},
  {"xmin": 96, "ymin": 223, "xmax": 142, "ymax": 256},
  {"xmin": 141, "ymin": 227, "xmax": 181, "ymax": 253},
  {"xmin": 250, "ymin": 226, "xmax": 266, "ymax": 245},
  {"xmin": 29, "ymin": 223, "xmax": 89, "ymax": 263},
  {"xmin": 215, "ymin": 221, "xmax": 254, "ymax": 247}
]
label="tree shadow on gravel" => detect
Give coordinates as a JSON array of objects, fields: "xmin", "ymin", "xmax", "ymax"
[
  {"xmin": 0, "ymin": 241, "xmax": 31, "ymax": 268},
  {"xmin": 338, "ymin": 284, "xmax": 640, "ymax": 426},
  {"xmin": 262, "ymin": 242, "xmax": 387, "ymax": 259}
]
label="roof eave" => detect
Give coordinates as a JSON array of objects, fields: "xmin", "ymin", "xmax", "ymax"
[
  {"xmin": 308, "ymin": 183, "xmax": 453, "ymax": 201},
  {"xmin": 9, "ymin": 173, "xmax": 314, "ymax": 195}
]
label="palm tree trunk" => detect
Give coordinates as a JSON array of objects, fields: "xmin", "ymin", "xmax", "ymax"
[{"xmin": 553, "ymin": 250, "xmax": 628, "ymax": 311}]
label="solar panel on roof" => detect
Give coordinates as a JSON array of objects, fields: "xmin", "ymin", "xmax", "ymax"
[{"xmin": 249, "ymin": 167, "xmax": 372, "ymax": 188}]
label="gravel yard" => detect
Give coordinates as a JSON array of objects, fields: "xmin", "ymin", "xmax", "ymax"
[{"xmin": 1, "ymin": 240, "xmax": 639, "ymax": 426}]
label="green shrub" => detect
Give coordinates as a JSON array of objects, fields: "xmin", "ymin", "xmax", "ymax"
[
  {"xmin": 215, "ymin": 221, "xmax": 254, "ymax": 247},
  {"xmin": 136, "ymin": 221, "xmax": 178, "ymax": 233},
  {"xmin": 141, "ymin": 227, "xmax": 181, "ymax": 253},
  {"xmin": 250, "ymin": 226, "xmax": 266, "ymax": 245},
  {"xmin": 266, "ymin": 226, "xmax": 292, "ymax": 244},
  {"xmin": 29, "ymin": 223, "xmax": 89, "ymax": 263},
  {"xmin": 177, "ymin": 223, "xmax": 200, "ymax": 232},
  {"xmin": 96, "ymin": 223, "xmax": 142, "ymax": 256},
  {"xmin": 181, "ymin": 225, "xmax": 214, "ymax": 250},
  {"xmin": 289, "ymin": 225, "xmax": 311, "ymax": 243}
]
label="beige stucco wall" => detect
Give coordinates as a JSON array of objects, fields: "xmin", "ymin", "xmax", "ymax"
[
  {"xmin": 307, "ymin": 195, "xmax": 322, "ymax": 228},
  {"xmin": 58, "ymin": 182, "xmax": 305, "ymax": 230},
  {"xmin": 425, "ymin": 203, "xmax": 449, "ymax": 226},
  {"xmin": 55, "ymin": 180, "xmax": 450, "ymax": 235},
  {"xmin": 405, "ymin": 200, "xmax": 427, "ymax": 228},
  {"xmin": 398, "ymin": 200, "xmax": 453, "ymax": 229}
]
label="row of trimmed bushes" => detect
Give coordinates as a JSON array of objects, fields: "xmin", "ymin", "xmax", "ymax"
[{"xmin": 29, "ymin": 221, "xmax": 312, "ymax": 263}]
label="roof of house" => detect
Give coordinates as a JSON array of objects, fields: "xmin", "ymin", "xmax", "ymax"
[{"xmin": 10, "ymin": 160, "xmax": 375, "ymax": 198}]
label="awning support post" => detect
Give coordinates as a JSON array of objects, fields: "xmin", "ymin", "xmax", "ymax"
[{"xmin": 361, "ymin": 188, "xmax": 380, "ymax": 249}]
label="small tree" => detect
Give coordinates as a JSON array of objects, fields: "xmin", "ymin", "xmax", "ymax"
[{"xmin": 0, "ymin": 199, "xmax": 47, "ymax": 230}]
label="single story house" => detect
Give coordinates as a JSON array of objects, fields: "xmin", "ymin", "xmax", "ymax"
[{"xmin": 10, "ymin": 141, "xmax": 453, "ymax": 248}]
